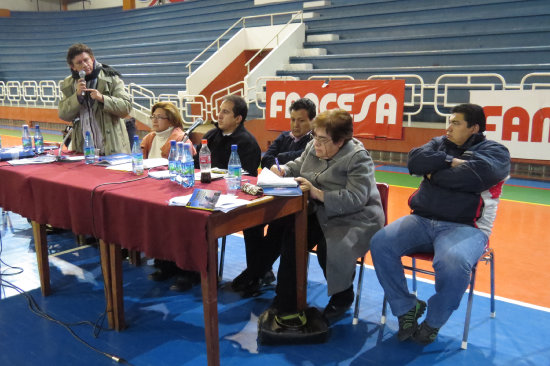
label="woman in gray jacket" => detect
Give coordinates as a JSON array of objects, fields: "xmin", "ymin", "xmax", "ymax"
[{"xmin": 269, "ymin": 108, "xmax": 385, "ymax": 322}]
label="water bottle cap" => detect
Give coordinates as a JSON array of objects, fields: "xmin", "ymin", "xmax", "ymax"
[
  {"xmin": 184, "ymin": 144, "xmax": 191, "ymax": 151},
  {"xmin": 170, "ymin": 140, "xmax": 176, "ymax": 146},
  {"xmin": 85, "ymin": 131, "xmax": 91, "ymax": 136},
  {"xmin": 231, "ymin": 144, "xmax": 237, "ymax": 151},
  {"xmin": 201, "ymin": 139, "xmax": 207, "ymax": 144},
  {"xmin": 35, "ymin": 125, "xmax": 40, "ymax": 130},
  {"xmin": 133, "ymin": 135, "xmax": 139, "ymax": 141}
]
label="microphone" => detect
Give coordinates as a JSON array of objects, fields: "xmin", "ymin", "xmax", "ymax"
[
  {"xmin": 182, "ymin": 118, "xmax": 204, "ymax": 143},
  {"xmin": 56, "ymin": 127, "xmax": 73, "ymax": 161},
  {"xmin": 78, "ymin": 70, "xmax": 86, "ymax": 96}
]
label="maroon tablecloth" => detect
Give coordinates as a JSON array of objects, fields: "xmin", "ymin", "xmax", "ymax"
[{"xmin": 0, "ymin": 159, "xmax": 256, "ymax": 273}]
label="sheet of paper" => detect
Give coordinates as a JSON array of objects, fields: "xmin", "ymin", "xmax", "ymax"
[
  {"xmin": 105, "ymin": 158, "xmax": 168, "ymax": 172},
  {"xmin": 8, "ymin": 155, "xmax": 57, "ymax": 165},
  {"xmin": 168, "ymin": 193, "xmax": 249, "ymax": 213},
  {"xmin": 257, "ymin": 167, "xmax": 298, "ymax": 187}
]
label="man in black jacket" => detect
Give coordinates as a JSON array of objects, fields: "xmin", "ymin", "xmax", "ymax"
[
  {"xmin": 231, "ymin": 98, "xmax": 316, "ymax": 297},
  {"xmin": 195, "ymin": 95, "xmax": 261, "ymax": 176},
  {"xmin": 370, "ymin": 103, "xmax": 510, "ymax": 345}
]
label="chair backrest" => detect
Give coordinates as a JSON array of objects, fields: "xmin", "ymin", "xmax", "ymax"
[{"xmin": 376, "ymin": 182, "xmax": 389, "ymax": 226}]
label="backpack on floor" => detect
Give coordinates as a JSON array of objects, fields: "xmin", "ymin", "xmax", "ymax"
[{"xmin": 257, "ymin": 307, "xmax": 330, "ymax": 345}]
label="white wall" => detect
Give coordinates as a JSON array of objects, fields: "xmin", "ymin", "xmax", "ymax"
[
  {"xmin": 0, "ymin": 0, "xmax": 179, "ymax": 12},
  {"xmin": 0, "ymin": 0, "xmax": 61, "ymax": 11}
]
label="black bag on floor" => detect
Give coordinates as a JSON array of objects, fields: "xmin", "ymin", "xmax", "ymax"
[{"xmin": 257, "ymin": 307, "xmax": 330, "ymax": 345}]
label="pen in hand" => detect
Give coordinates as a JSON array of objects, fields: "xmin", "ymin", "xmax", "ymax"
[{"xmin": 275, "ymin": 157, "xmax": 281, "ymax": 172}]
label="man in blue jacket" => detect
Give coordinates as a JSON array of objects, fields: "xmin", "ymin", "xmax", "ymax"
[{"xmin": 370, "ymin": 103, "xmax": 510, "ymax": 345}]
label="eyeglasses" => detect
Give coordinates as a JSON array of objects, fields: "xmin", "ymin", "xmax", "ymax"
[
  {"xmin": 150, "ymin": 115, "xmax": 169, "ymax": 120},
  {"xmin": 312, "ymin": 134, "xmax": 331, "ymax": 144}
]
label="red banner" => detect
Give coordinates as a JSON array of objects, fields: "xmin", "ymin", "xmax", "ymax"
[{"xmin": 266, "ymin": 80, "xmax": 405, "ymax": 139}]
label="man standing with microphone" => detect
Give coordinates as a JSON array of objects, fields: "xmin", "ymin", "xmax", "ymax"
[{"xmin": 59, "ymin": 43, "xmax": 131, "ymax": 155}]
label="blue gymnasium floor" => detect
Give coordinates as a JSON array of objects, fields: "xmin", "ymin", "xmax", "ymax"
[{"xmin": 1, "ymin": 212, "xmax": 550, "ymax": 366}]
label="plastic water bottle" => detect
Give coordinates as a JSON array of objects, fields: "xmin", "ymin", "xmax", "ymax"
[
  {"xmin": 34, "ymin": 125, "xmax": 44, "ymax": 154},
  {"xmin": 181, "ymin": 143, "xmax": 195, "ymax": 188},
  {"xmin": 131, "ymin": 135, "xmax": 144, "ymax": 175},
  {"xmin": 84, "ymin": 131, "xmax": 95, "ymax": 164},
  {"xmin": 167, "ymin": 140, "xmax": 177, "ymax": 182},
  {"xmin": 22, "ymin": 125, "xmax": 32, "ymax": 151},
  {"xmin": 175, "ymin": 141, "xmax": 184, "ymax": 185},
  {"xmin": 199, "ymin": 139, "xmax": 211, "ymax": 183},
  {"xmin": 227, "ymin": 144, "xmax": 242, "ymax": 192}
]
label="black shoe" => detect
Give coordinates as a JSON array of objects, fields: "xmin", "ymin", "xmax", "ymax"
[
  {"xmin": 231, "ymin": 269, "xmax": 252, "ymax": 292},
  {"xmin": 322, "ymin": 287, "xmax": 354, "ymax": 321},
  {"xmin": 169, "ymin": 271, "xmax": 200, "ymax": 292},
  {"xmin": 413, "ymin": 321, "xmax": 439, "ymax": 345},
  {"xmin": 261, "ymin": 270, "xmax": 276, "ymax": 285},
  {"xmin": 397, "ymin": 300, "xmax": 427, "ymax": 341},
  {"xmin": 232, "ymin": 269, "xmax": 275, "ymax": 296},
  {"xmin": 148, "ymin": 269, "xmax": 176, "ymax": 282}
]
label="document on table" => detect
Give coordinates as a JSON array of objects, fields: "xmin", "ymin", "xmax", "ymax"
[
  {"xmin": 168, "ymin": 193, "xmax": 249, "ymax": 213},
  {"xmin": 257, "ymin": 167, "xmax": 298, "ymax": 187},
  {"xmin": 7, "ymin": 155, "xmax": 58, "ymax": 165},
  {"xmin": 106, "ymin": 158, "xmax": 168, "ymax": 172}
]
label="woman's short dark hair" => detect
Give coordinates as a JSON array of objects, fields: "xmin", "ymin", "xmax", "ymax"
[
  {"xmin": 313, "ymin": 109, "xmax": 353, "ymax": 143},
  {"xmin": 151, "ymin": 101, "xmax": 184, "ymax": 129},
  {"xmin": 222, "ymin": 95, "xmax": 248, "ymax": 122},
  {"xmin": 451, "ymin": 103, "xmax": 486, "ymax": 132},
  {"xmin": 290, "ymin": 98, "xmax": 317, "ymax": 120},
  {"xmin": 66, "ymin": 43, "xmax": 94, "ymax": 65}
]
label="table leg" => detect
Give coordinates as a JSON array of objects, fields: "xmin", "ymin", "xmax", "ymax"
[
  {"xmin": 109, "ymin": 242, "xmax": 125, "ymax": 331},
  {"xmin": 202, "ymin": 230, "xmax": 220, "ymax": 366},
  {"xmin": 295, "ymin": 194, "xmax": 308, "ymax": 311},
  {"xmin": 99, "ymin": 239, "xmax": 114, "ymax": 329},
  {"xmin": 31, "ymin": 221, "xmax": 50, "ymax": 296},
  {"xmin": 99, "ymin": 240, "xmax": 125, "ymax": 331}
]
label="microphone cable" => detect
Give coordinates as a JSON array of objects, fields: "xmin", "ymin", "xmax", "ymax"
[
  {"xmin": 89, "ymin": 171, "xmax": 150, "ymax": 239},
  {"xmin": 0, "ymin": 233, "xmax": 132, "ymax": 364}
]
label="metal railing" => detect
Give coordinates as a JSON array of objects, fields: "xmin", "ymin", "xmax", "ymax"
[
  {"xmin": 244, "ymin": 11, "xmax": 303, "ymax": 74},
  {"xmin": 2, "ymin": 72, "xmax": 550, "ymax": 126},
  {"xmin": 186, "ymin": 10, "xmax": 303, "ymax": 75}
]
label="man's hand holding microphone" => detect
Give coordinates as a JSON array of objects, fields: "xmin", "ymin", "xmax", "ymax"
[{"xmin": 77, "ymin": 69, "xmax": 104, "ymax": 103}]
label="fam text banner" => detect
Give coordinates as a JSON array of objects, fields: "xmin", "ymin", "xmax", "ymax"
[{"xmin": 471, "ymin": 90, "xmax": 550, "ymax": 160}]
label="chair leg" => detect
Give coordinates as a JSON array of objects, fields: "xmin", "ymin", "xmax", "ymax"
[
  {"xmin": 353, "ymin": 257, "xmax": 365, "ymax": 325},
  {"xmin": 411, "ymin": 257, "xmax": 418, "ymax": 295},
  {"xmin": 381, "ymin": 295, "xmax": 388, "ymax": 324},
  {"xmin": 218, "ymin": 236, "xmax": 226, "ymax": 281},
  {"xmin": 461, "ymin": 265, "xmax": 478, "ymax": 350},
  {"xmin": 490, "ymin": 251, "xmax": 496, "ymax": 318}
]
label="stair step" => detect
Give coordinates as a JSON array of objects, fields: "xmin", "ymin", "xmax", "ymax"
[
  {"xmin": 296, "ymin": 48, "xmax": 327, "ymax": 56},
  {"xmin": 302, "ymin": 11, "xmax": 319, "ymax": 19},
  {"xmin": 304, "ymin": 1, "xmax": 331, "ymax": 9},
  {"xmin": 283, "ymin": 63, "xmax": 313, "ymax": 71},
  {"xmin": 307, "ymin": 33, "xmax": 339, "ymax": 42}
]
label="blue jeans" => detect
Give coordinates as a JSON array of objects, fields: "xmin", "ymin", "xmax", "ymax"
[{"xmin": 370, "ymin": 214, "xmax": 488, "ymax": 328}]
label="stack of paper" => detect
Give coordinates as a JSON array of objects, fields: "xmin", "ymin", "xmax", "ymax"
[
  {"xmin": 169, "ymin": 194, "xmax": 249, "ymax": 213},
  {"xmin": 257, "ymin": 168, "xmax": 302, "ymax": 196},
  {"xmin": 257, "ymin": 168, "xmax": 298, "ymax": 187}
]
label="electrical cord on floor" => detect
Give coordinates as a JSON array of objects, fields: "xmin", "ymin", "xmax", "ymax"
[{"xmin": 0, "ymin": 229, "xmax": 132, "ymax": 364}]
